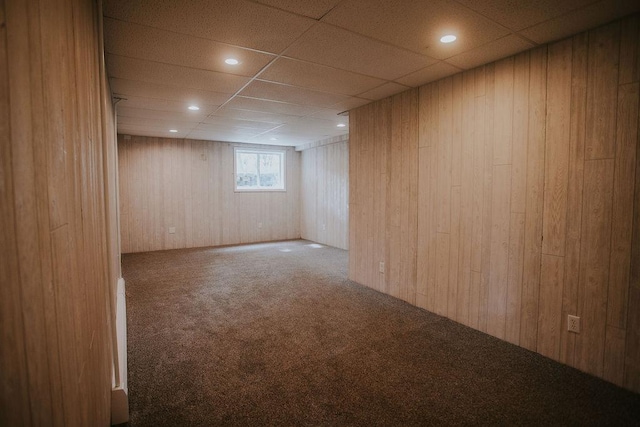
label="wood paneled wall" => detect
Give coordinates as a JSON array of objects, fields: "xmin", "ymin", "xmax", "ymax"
[
  {"xmin": 118, "ymin": 135, "xmax": 301, "ymax": 253},
  {"xmin": 300, "ymin": 140, "xmax": 349, "ymax": 250},
  {"xmin": 1, "ymin": 0, "xmax": 119, "ymax": 424},
  {"xmin": 349, "ymin": 15, "xmax": 640, "ymax": 393}
]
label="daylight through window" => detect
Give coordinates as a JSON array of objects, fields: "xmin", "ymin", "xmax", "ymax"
[{"xmin": 234, "ymin": 147, "xmax": 285, "ymax": 191}]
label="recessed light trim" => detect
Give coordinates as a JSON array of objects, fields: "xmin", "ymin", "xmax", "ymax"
[
  {"xmin": 337, "ymin": 123, "xmax": 346, "ymax": 128},
  {"xmin": 169, "ymin": 129, "xmax": 178, "ymax": 133},
  {"xmin": 225, "ymin": 58, "xmax": 239, "ymax": 65},
  {"xmin": 188, "ymin": 105, "xmax": 200, "ymax": 111},
  {"xmin": 270, "ymin": 137, "xmax": 278, "ymax": 141},
  {"xmin": 440, "ymin": 34, "xmax": 457, "ymax": 43}
]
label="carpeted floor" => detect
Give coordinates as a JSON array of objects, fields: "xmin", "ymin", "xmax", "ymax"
[{"xmin": 122, "ymin": 240, "xmax": 640, "ymax": 426}]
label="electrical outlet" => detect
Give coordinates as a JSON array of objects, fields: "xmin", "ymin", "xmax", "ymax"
[
  {"xmin": 568, "ymin": 315, "xmax": 580, "ymax": 333},
  {"xmin": 168, "ymin": 227, "xmax": 176, "ymax": 234},
  {"xmin": 322, "ymin": 223, "xmax": 326, "ymax": 231},
  {"xmin": 258, "ymin": 222, "xmax": 262, "ymax": 229},
  {"xmin": 379, "ymin": 261, "xmax": 385, "ymax": 273}
]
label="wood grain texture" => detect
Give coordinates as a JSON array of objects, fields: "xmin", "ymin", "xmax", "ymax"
[
  {"xmin": 585, "ymin": 22, "xmax": 620, "ymax": 160},
  {"xmin": 520, "ymin": 46, "xmax": 547, "ymax": 352},
  {"xmin": 2, "ymin": 0, "xmax": 117, "ymax": 423},
  {"xmin": 118, "ymin": 136, "xmax": 301, "ymax": 253},
  {"xmin": 348, "ymin": 15, "xmax": 640, "ymax": 393},
  {"xmin": 537, "ymin": 254, "xmax": 565, "ymax": 359},
  {"xmin": 607, "ymin": 83, "xmax": 639, "ymax": 328},
  {"xmin": 560, "ymin": 32, "xmax": 588, "ymax": 367},
  {"xmin": 542, "ymin": 39, "xmax": 572, "ymax": 257},
  {"xmin": 575, "ymin": 159, "xmax": 614, "ymax": 378},
  {"xmin": 300, "ymin": 141, "xmax": 348, "ymax": 250},
  {"xmin": 487, "ymin": 165, "xmax": 511, "ymax": 340}
]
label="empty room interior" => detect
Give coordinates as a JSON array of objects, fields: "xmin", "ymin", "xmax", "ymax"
[{"xmin": 4, "ymin": 0, "xmax": 640, "ymax": 425}]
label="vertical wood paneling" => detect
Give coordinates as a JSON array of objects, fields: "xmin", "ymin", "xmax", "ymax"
[
  {"xmin": 542, "ymin": 39, "xmax": 572, "ymax": 257},
  {"xmin": 2, "ymin": 0, "xmax": 117, "ymax": 423},
  {"xmin": 585, "ymin": 22, "xmax": 620, "ymax": 160},
  {"xmin": 300, "ymin": 140, "xmax": 349, "ymax": 250},
  {"xmin": 487, "ymin": 164, "xmax": 511, "ymax": 339},
  {"xmin": 575, "ymin": 159, "xmax": 614, "ymax": 377},
  {"xmin": 520, "ymin": 46, "xmax": 547, "ymax": 351},
  {"xmin": 561, "ymin": 32, "xmax": 588, "ymax": 366},
  {"xmin": 538, "ymin": 254, "xmax": 565, "ymax": 359},
  {"xmin": 607, "ymin": 83, "xmax": 639, "ymax": 328},
  {"xmin": 118, "ymin": 137, "xmax": 301, "ymax": 253},
  {"xmin": 349, "ymin": 15, "xmax": 640, "ymax": 393},
  {"xmin": 479, "ymin": 64, "xmax": 496, "ymax": 333}
]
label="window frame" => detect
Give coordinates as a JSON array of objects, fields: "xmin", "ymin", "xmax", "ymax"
[{"xmin": 234, "ymin": 146, "xmax": 286, "ymax": 192}]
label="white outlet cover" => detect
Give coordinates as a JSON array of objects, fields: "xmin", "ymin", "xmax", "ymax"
[
  {"xmin": 168, "ymin": 227, "xmax": 176, "ymax": 234},
  {"xmin": 568, "ymin": 315, "xmax": 580, "ymax": 333}
]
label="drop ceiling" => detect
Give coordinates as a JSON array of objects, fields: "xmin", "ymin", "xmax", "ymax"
[{"xmin": 104, "ymin": 0, "xmax": 639, "ymax": 147}]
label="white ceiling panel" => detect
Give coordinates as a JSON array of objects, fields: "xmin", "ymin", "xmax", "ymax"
[
  {"xmin": 322, "ymin": 0, "xmax": 511, "ymax": 59},
  {"xmin": 103, "ymin": 0, "xmax": 314, "ymax": 53},
  {"xmin": 104, "ymin": 18, "xmax": 275, "ymax": 77},
  {"xmin": 253, "ymin": 0, "xmax": 343, "ymax": 19},
  {"xmin": 104, "ymin": 0, "xmax": 640, "ymax": 147},
  {"xmin": 518, "ymin": 0, "xmax": 640, "ymax": 44},
  {"xmin": 284, "ymin": 23, "xmax": 438, "ymax": 80},
  {"xmin": 107, "ymin": 54, "xmax": 250, "ymax": 94},
  {"xmin": 117, "ymin": 106, "xmax": 213, "ymax": 123},
  {"xmin": 455, "ymin": 0, "xmax": 595, "ymax": 32},
  {"xmin": 358, "ymin": 82, "xmax": 412, "ymax": 100},
  {"xmin": 115, "ymin": 96, "xmax": 219, "ymax": 113},
  {"xmin": 259, "ymin": 57, "xmax": 386, "ymax": 96},
  {"xmin": 110, "ymin": 78, "xmax": 232, "ymax": 106},
  {"xmin": 445, "ymin": 35, "xmax": 536, "ymax": 70},
  {"xmin": 239, "ymin": 80, "xmax": 351, "ymax": 108},
  {"xmin": 225, "ymin": 96, "xmax": 323, "ymax": 117},
  {"xmin": 395, "ymin": 61, "xmax": 463, "ymax": 87}
]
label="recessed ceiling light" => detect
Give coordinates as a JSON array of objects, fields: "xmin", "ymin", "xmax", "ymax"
[
  {"xmin": 188, "ymin": 105, "xmax": 200, "ymax": 111},
  {"xmin": 337, "ymin": 123, "xmax": 346, "ymax": 128},
  {"xmin": 225, "ymin": 58, "xmax": 239, "ymax": 65},
  {"xmin": 169, "ymin": 129, "xmax": 178, "ymax": 133},
  {"xmin": 440, "ymin": 34, "xmax": 457, "ymax": 43},
  {"xmin": 270, "ymin": 137, "xmax": 278, "ymax": 141}
]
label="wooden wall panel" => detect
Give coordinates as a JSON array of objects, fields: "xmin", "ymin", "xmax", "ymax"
[
  {"xmin": 1, "ymin": 0, "xmax": 117, "ymax": 424},
  {"xmin": 119, "ymin": 136, "xmax": 301, "ymax": 253},
  {"xmin": 300, "ymin": 140, "xmax": 349, "ymax": 250},
  {"xmin": 349, "ymin": 15, "xmax": 640, "ymax": 393}
]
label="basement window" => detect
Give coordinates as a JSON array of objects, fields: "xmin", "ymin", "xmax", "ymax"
[{"xmin": 234, "ymin": 147, "xmax": 286, "ymax": 191}]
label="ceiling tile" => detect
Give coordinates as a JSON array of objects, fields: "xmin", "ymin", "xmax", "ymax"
[
  {"xmin": 239, "ymin": 80, "xmax": 351, "ymax": 108},
  {"xmin": 455, "ymin": 0, "xmax": 596, "ymax": 32},
  {"xmin": 395, "ymin": 61, "xmax": 462, "ymax": 87},
  {"xmin": 253, "ymin": 0, "xmax": 342, "ymax": 19},
  {"xmin": 110, "ymin": 78, "xmax": 232, "ymax": 106},
  {"xmin": 103, "ymin": 0, "xmax": 314, "ymax": 53},
  {"xmin": 322, "ymin": 0, "xmax": 510, "ymax": 59},
  {"xmin": 118, "ymin": 126, "xmax": 192, "ymax": 139},
  {"xmin": 115, "ymin": 95, "xmax": 220, "ymax": 113},
  {"xmin": 445, "ymin": 35, "xmax": 535, "ymax": 70},
  {"xmin": 104, "ymin": 18, "xmax": 275, "ymax": 77},
  {"xmin": 358, "ymin": 82, "xmax": 411, "ymax": 100},
  {"xmin": 308, "ymin": 108, "xmax": 350, "ymax": 121},
  {"xmin": 284, "ymin": 23, "xmax": 437, "ymax": 80},
  {"xmin": 213, "ymin": 107, "xmax": 296, "ymax": 125},
  {"xmin": 259, "ymin": 57, "xmax": 386, "ymax": 96},
  {"xmin": 518, "ymin": 0, "xmax": 640, "ymax": 44},
  {"xmin": 117, "ymin": 106, "xmax": 213, "ymax": 122},
  {"xmin": 116, "ymin": 116, "xmax": 200, "ymax": 137},
  {"xmin": 226, "ymin": 96, "xmax": 322, "ymax": 116},
  {"xmin": 200, "ymin": 116, "xmax": 279, "ymax": 132},
  {"xmin": 107, "ymin": 55, "xmax": 250, "ymax": 94},
  {"xmin": 329, "ymin": 97, "xmax": 372, "ymax": 113}
]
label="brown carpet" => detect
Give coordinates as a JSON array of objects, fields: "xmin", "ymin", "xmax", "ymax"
[{"xmin": 122, "ymin": 240, "xmax": 640, "ymax": 426}]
